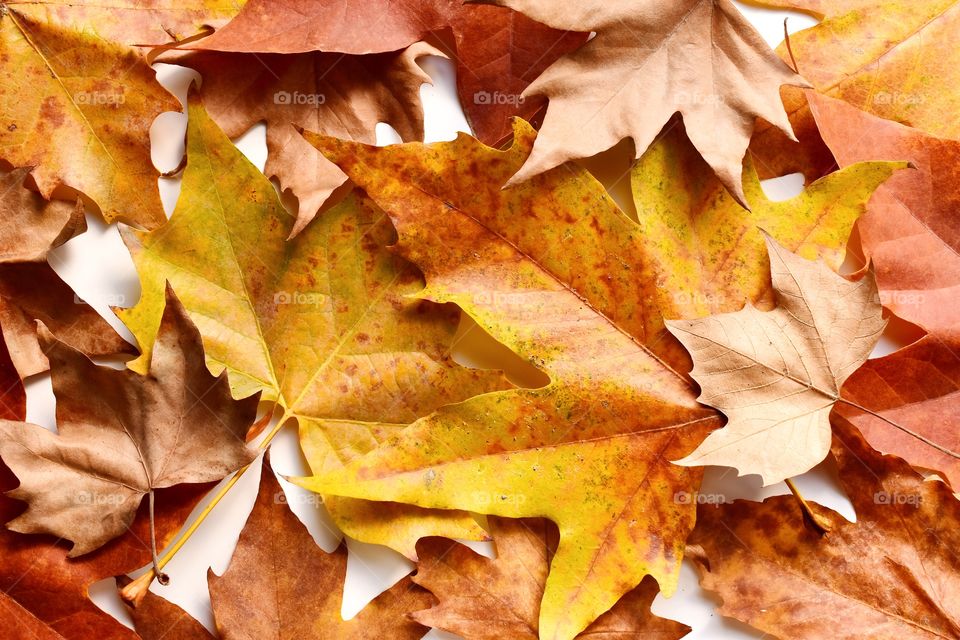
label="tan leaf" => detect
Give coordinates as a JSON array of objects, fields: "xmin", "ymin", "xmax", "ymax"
[
  {"xmin": 0, "ymin": 285, "xmax": 258, "ymax": 555},
  {"xmin": 667, "ymin": 236, "xmax": 885, "ymax": 484},
  {"xmin": 481, "ymin": 0, "xmax": 808, "ymax": 203}
]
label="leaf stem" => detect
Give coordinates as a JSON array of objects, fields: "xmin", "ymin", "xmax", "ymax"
[
  {"xmin": 121, "ymin": 409, "xmax": 293, "ymax": 606},
  {"xmin": 147, "ymin": 490, "xmax": 169, "ymax": 586},
  {"xmin": 783, "ymin": 18, "xmax": 800, "ymax": 74},
  {"xmin": 784, "ymin": 478, "xmax": 831, "ymax": 534},
  {"xmin": 837, "ymin": 398, "xmax": 960, "ymax": 460}
]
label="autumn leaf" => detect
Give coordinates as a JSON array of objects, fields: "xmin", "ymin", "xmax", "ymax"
[
  {"xmin": 0, "ymin": 285, "xmax": 258, "ymax": 555},
  {"xmin": 688, "ymin": 417, "xmax": 960, "ymax": 639},
  {"xmin": 413, "ymin": 516, "xmax": 691, "ymax": 640},
  {"xmin": 2, "ymin": 0, "xmax": 243, "ymax": 48},
  {"xmin": 839, "ymin": 334, "xmax": 960, "ymax": 490},
  {"xmin": 0, "ymin": 460, "xmax": 211, "ymax": 640},
  {"xmin": 207, "ymin": 459, "xmax": 434, "ymax": 640},
  {"xmin": 0, "ymin": 2, "xmax": 189, "ymax": 227},
  {"xmin": 177, "ymin": 44, "xmax": 436, "ymax": 236},
  {"xmin": 0, "ymin": 166, "xmax": 133, "ymax": 383},
  {"xmin": 299, "ymin": 121, "xmax": 720, "ymax": 640},
  {"xmin": 749, "ymin": 0, "xmax": 959, "ymax": 180},
  {"xmin": 477, "ymin": 0, "xmax": 808, "ymax": 204},
  {"xmin": 0, "ymin": 333, "xmax": 24, "ymax": 420},
  {"xmin": 807, "ymin": 91, "xmax": 960, "ymax": 335},
  {"xmin": 666, "ymin": 236, "xmax": 886, "ymax": 484},
  {"xmin": 187, "ymin": 0, "xmax": 586, "ymax": 143},
  {"xmin": 119, "ymin": 93, "xmax": 508, "ymax": 557},
  {"xmin": 631, "ymin": 120, "xmax": 904, "ymax": 370}
]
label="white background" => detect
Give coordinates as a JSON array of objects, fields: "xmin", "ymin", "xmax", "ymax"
[{"xmin": 29, "ymin": 4, "xmax": 882, "ymax": 638}]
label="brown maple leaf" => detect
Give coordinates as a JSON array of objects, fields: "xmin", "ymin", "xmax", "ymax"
[
  {"xmin": 0, "ymin": 284, "xmax": 258, "ymax": 556},
  {"xmin": 186, "ymin": 0, "xmax": 586, "ymax": 142},
  {"xmin": 687, "ymin": 417, "xmax": 960, "ymax": 639},
  {"xmin": 413, "ymin": 516, "xmax": 691, "ymax": 639},
  {"xmin": 667, "ymin": 236, "xmax": 886, "ymax": 484},
  {"xmin": 206, "ymin": 459, "xmax": 434, "ymax": 639},
  {"xmin": 0, "ymin": 460, "xmax": 210, "ymax": 640},
  {"xmin": 117, "ymin": 575, "xmax": 214, "ymax": 640},
  {"xmin": 0, "ymin": 167, "xmax": 133, "ymax": 383},
  {"xmin": 479, "ymin": 0, "xmax": 808, "ymax": 204}
]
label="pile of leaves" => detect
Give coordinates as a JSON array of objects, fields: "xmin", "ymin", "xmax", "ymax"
[{"xmin": 1, "ymin": 0, "xmax": 958, "ymax": 638}]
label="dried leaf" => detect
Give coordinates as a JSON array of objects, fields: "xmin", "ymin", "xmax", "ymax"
[
  {"xmin": 0, "ymin": 460, "xmax": 210, "ymax": 640},
  {"xmin": 299, "ymin": 122, "xmax": 720, "ymax": 640},
  {"xmin": 188, "ymin": 0, "xmax": 585, "ymax": 142},
  {"xmin": 840, "ymin": 334, "xmax": 960, "ymax": 489},
  {"xmin": 413, "ymin": 517, "xmax": 691, "ymax": 640},
  {"xmin": 179, "ymin": 44, "xmax": 435, "ymax": 236},
  {"xmin": 480, "ymin": 0, "xmax": 808, "ymax": 203},
  {"xmin": 631, "ymin": 120, "xmax": 903, "ymax": 370},
  {"xmin": 0, "ymin": 167, "xmax": 133, "ymax": 379},
  {"xmin": 688, "ymin": 417, "xmax": 960, "ymax": 639},
  {"xmin": 0, "ymin": 3, "xmax": 183, "ymax": 227},
  {"xmin": 208, "ymin": 460, "xmax": 434, "ymax": 640},
  {"xmin": 667, "ymin": 236, "xmax": 885, "ymax": 484},
  {"xmin": 119, "ymin": 93, "xmax": 507, "ymax": 556},
  {"xmin": 0, "ymin": 285, "xmax": 258, "ymax": 555},
  {"xmin": 807, "ymin": 91, "xmax": 960, "ymax": 335}
]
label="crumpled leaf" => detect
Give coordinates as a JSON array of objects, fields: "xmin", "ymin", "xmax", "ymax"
[
  {"xmin": 839, "ymin": 334, "xmax": 960, "ymax": 490},
  {"xmin": 807, "ymin": 91, "xmax": 960, "ymax": 335},
  {"xmin": 631, "ymin": 120, "xmax": 903, "ymax": 370},
  {"xmin": 0, "ymin": 3, "xmax": 184, "ymax": 227},
  {"xmin": 413, "ymin": 516, "xmax": 691, "ymax": 639},
  {"xmin": 0, "ymin": 460, "xmax": 210, "ymax": 640},
  {"xmin": 749, "ymin": 0, "xmax": 960, "ymax": 179},
  {"xmin": 207, "ymin": 459, "xmax": 434, "ymax": 640},
  {"xmin": 687, "ymin": 417, "xmax": 960, "ymax": 639},
  {"xmin": 179, "ymin": 44, "xmax": 435, "ymax": 236},
  {"xmin": 299, "ymin": 121, "xmax": 720, "ymax": 640},
  {"xmin": 667, "ymin": 237, "xmax": 886, "ymax": 485},
  {"xmin": 0, "ymin": 167, "xmax": 133, "ymax": 381},
  {"xmin": 119, "ymin": 94, "xmax": 507, "ymax": 557},
  {"xmin": 479, "ymin": 0, "xmax": 808, "ymax": 204},
  {"xmin": 0, "ymin": 285, "xmax": 258, "ymax": 555},
  {"xmin": 188, "ymin": 0, "xmax": 586, "ymax": 143},
  {"xmin": 0, "ymin": 330, "xmax": 25, "ymax": 420}
]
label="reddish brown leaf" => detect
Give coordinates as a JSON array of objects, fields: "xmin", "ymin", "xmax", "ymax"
[
  {"xmin": 413, "ymin": 517, "xmax": 691, "ymax": 640},
  {"xmin": 117, "ymin": 576, "xmax": 214, "ymax": 640},
  {"xmin": 688, "ymin": 418, "xmax": 960, "ymax": 639},
  {"xmin": 208, "ymin": 460, "xmax": 434, "ymax": 640}
]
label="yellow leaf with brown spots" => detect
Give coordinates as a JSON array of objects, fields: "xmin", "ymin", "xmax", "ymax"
[
  {"xmin": 632, "ymin": 120, "xmax": 903, "ymax": 370},
  {"xmin": 297, "ymin": 121, "xmax": 720, "ymax": 640},
  {"xmin": 118, "ymin": 93, "xmax": 508, "ymax": 557},
  {"xmin": 688, "ymin": 417, "xmax": 960, "ymax": 639},
  {"xmin": 0, "ymin": 2, "xmax": 188, "ymax": 227}
]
